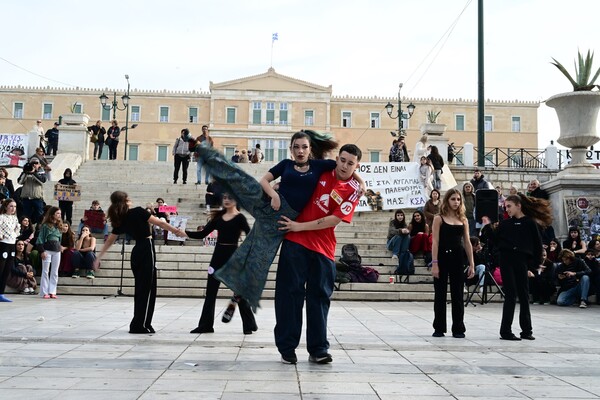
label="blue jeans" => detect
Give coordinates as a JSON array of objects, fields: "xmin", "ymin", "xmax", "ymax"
[
  {"xmin": 274, "ymin": 240, "xmax": 335, "ymax": 357},
  {"xmin": 475, "ymin": 264, "xmax": 485, "ymax": 286},
  {"xmin": 386, "ymin": 234, "xmax": 409, "ymax": 256},
  {"xmin": 557, "ymin": 275, "xmax": 590, "ymax": 306},
  {"xmin": 196, "ymin": 158, "xmax": 210, "ymax": 184}
]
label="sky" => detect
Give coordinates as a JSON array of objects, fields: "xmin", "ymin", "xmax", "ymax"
[{"xmin": 1, "ymin": 0, "xmax": 599, "ymax": 148}]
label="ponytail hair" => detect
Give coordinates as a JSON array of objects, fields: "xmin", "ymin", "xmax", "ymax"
[
  {"xmin": 107, "ymin": 191, "xmax": 129, "ymax": 229},
  {"xmin": 299, "ymin": 129, "xmax": 338, "ymax": 160}
]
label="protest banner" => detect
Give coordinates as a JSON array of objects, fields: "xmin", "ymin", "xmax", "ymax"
[
  {"xmin": 159, "ymin": 205, "xmax": 178, "ymax": 214},
  {"xmin": 0, "ymin": 134, "xmax": 28, "ymax": 167},
  {"xmin": 167, "ymin": 215, "xmax": 188, "ymax": 242},
  {"xmin": 84, "ymin": 209, "xmax": 106, "ymax": 231},
  {"xmin": 54, "ymin": 183, "xmax": 82, "ymax": 201},
  {"xmin": 354, "ymin": 162, "xmax": 428, "ymax": 212}
]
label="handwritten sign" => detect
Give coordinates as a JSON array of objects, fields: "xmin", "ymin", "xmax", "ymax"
[
  {"xmin": 159, "ymin": 205, "xmax": 178, "ymax": 214},
  {"xmin": 167, "ymin": 215, "xmax": 188, "ymax": 242},
  {"xmin": 355, "ymin": 162, "xmax": 427, "ymax": 212},
  {"xmin": 54, "ymin": 184, "xmax": 81, "ymax": 202},
  {"xmin": 0, "ymin": 134, "xmax": 28, "ymax": 167},
  {"xmin": 84, "ymin": 209, "xmax": 106, "ymax": 231}
]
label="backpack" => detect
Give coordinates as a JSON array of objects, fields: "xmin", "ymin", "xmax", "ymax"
[
  {"xmin": 346, "ymin": 265, "xmax": 379, "ymax": 283},
  {"xmin": 340, "ymin": 244, "xmax": 361, "ymax": 267},
  {"xmin": 251, "ymin": 152, "xmax": 259, "ymax": 163},
  {"xmin": 395, "ymin": 250, "xmax": 415, "ymax": 276}
]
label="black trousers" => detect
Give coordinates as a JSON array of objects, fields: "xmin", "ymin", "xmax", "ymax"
[
  {"xmin": 197, "ymin": 244, "xmax": 256, "ymax": 332},
  {"xmin": 433, "ymin": 248, "xmax": 465, "ymax": 334},
  {"xmin": 47, "ymin": 140, "xmax": 58, "ymax": 156},
  {"xmin": 0, "ymin": 242, "xmax": 15, "ymax": 295},
  {"xmin": 109, "ymin": 140, "xmax": 119, "ymax": 160},
  {"xmin": 130, "ymin": 239, "xmax": 157, "ymax": 332},
  {"xmin": 173, "ymin": 155, "xmax": 190, "ymax": 183},
  {"xmin": 500, "ymin": 251, "xmax": 532, "ymax": 337},
  {"xmin": 58, "ymin": 200, "xmax": 73, "ymax": 225}
]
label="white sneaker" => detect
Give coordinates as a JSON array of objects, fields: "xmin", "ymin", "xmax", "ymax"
[
  {"xmin": 391, "ymin": 254, "xmax": 398, "ymax": 260},
  {"xmin": 580, "ymin": 300, "xmax": 587, "ymax": 309}
]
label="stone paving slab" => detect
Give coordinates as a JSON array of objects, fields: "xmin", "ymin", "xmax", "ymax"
[{"xmin": 0, "ymin": 296, "xmax": 599, "ymax": 399}]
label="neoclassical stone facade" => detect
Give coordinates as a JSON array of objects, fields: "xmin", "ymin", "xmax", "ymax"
[{"xmin": 0, "ymin": 68, "xmax": 539, "ymax": 162}]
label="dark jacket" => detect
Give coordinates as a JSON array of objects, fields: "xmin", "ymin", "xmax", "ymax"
[
  {"xmin": 530, "ymin": 187, "xmax": 549, "ymax": 200},
  {"xmin": 45, "ymin": 127, "xmax": 59, "ymax": 143},
  {"xmin": 555, "ymin": 257, "xmax": 591, "ymax": 290},
  {"xmin": 471, "ymin": 175, "xmax": 491, "ymax": 191},
  {"xmin": 496, "ymin": 215, "xmax": 543, "ymax": 267},
  {"xmin": 88, "ymin": 125, "xmax": 107, "ymax": 143}
]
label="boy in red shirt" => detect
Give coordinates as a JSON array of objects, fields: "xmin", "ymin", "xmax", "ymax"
[{"xmin": 275, "ymin": 144, "xmax": 362, "ymax": 364}]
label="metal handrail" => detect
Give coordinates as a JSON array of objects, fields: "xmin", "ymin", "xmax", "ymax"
[{"xmin": 452, "ymin": 147, "xmax": 553, "ymax": 169}]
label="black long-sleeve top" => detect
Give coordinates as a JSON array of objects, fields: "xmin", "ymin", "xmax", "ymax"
[
  {"xmin": 496, "ymin": 215, "xmax": 543, "ymax": 267},
  {"xmin": 555, "ymin": 257, "xmax": 591, "ymax": 290},
  {"xmin": 186, "ymin": 213, "xmax": 249, "ymax": 244}
]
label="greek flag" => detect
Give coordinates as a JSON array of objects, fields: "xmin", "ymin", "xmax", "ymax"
[{"xmin": 272, "ymin": 33, "xmax": 278, "ymax": 42}]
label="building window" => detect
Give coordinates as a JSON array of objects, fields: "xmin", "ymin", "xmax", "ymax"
[
  {"xmin": 370, "ymin": 112, "xmax": 380, "ymax": 129},
  {"xmin": 342, "ymin": 111, "xmax": 352, "ymax": 128},
  {"xmin": 252, "ymin": 102, "xmax": 261, "ymax": 124},
  {"xmin": 266, "ymin": 102, "xmax": 275, "ymax": 125},
  {"xmin": 370, "ymin": 151, "xmax": 380, "ymax": 162},
  {"xmin": 128, "ymin": 144, "xmax": 139, "ymax": 161},
  {"xmin": 264, "ymin": 139, "xmax": 274, "ymax": 161},
  {"xmin": 226, "ymin": 107, "xmax": 236, "ymax": 124},
  {"xmin": 13, "ymin": 102, "xmax": 23, "ymax": 119},
  {"xmin": 455, "ymin": 114, "xmax": 465, "ymax": 131},
  {"xmin": 101, "ymin": 106, "xmax": 111, "ymax": 121},
  {"xmin": 188, "ymin": 107, "xmax": 198, "ymax": 123},
  {"xmin": 224, "ymin": 146, "xmax": 235, "ymax": 160},
  {"xmin": 279, "ymin": 103, "xmax": 288, "ymax": 125},
  {"xmin": 43, "ymin": 103, "xmax": 53, "ymax": 120},
  {"xmin": 484, "ymin": 115, "xmax": 493, "ymax": 132},
  {"xmin": 278, "ymin": 139, "xmax": 288, "ymax": 161},
  {"xmin": 159, "ymin": 106, "xmax": 169, "ymax": 122},
  {"xmin": 304, "ymin": 110, "xmax": 314, "ymax": 126},
  {"xmin": 157, "ymin": 145, "xmax": 168, "ymax": 161},
  {"xmin": 512, "ymin": 116, "xmax": 521, "ymax": 132},
  {"xmin": 73, "ymin": 103, "xmax": 82, "ymax": 114},
  {"xmin": 131, "ymin": 105, "xmax": 140, "ymax": 122}
]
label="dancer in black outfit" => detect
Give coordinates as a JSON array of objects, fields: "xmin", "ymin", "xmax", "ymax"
[
  {"xmin": 431, "ymin": 189, "xmax": 474, "ymax": 338},
  {"xmin": 494, "ymin": 193, "xmax": 551, "ymax": 341},
  {"xmin": 187, "ymin": 193, "xmax": 257, "ymax": 335},
  {"xmin": 94, "ymin": 191, "xmax": 186, "ymax": 334}
]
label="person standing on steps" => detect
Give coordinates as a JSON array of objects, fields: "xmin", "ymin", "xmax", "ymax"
[
  {"xmin": 93, "ymin": 191, "xmax": 186, "ymax": 334},
  {"xmin": 106, "ymin": 120, "xmax": 120, "ymax": 160},
  {"xmin": 172, "ymin": 128, "xmax": 191, "ymax": 184},
  {"xmin": 88, "ymin": 120, "xmax": 106, "ymax": 160},
  {"xmin": 186, "ymin": 193, "xmax": 257, "ymax": 335},
  {"xmin": 431, "ymin": 188, "xmax": 474, "ymax": 339},
  {"xmin": 190, "ymin": 125, "xmax": 213, "ymax": 184}
]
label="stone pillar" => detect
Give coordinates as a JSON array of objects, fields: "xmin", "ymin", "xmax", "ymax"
[
  {"xmin": 463, "ymin": 142, "xmax": 474, "ymax": 167},
  {"xmin": 57, "ymin": 114, "xmax": 90, "ymax": 161}
]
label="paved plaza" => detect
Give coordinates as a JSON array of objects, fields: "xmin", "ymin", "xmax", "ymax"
[{"xmin": 0, "ymin": 295, "xmax": 599, "ymax": 399}]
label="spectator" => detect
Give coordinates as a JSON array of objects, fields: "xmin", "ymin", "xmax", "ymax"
[
  {"xmin": 205, "ymin": 179, "xmax": 223, "ymax": 214},
  {"xmin": 462, "ymin": 183, "xmax": 477, "ymax": 236},
  {"xmin": 44, "ymin": 122, "xmax": 59, "ymax": 156},
  {"xmin": 588, "ymin": 238, "xmax": 600, "ymax": 257},
  {"xmin": 72, "ymin": 225, "xmax": 97, "ymax": 279},
  {"xmin": 447, "ymin": 142, "xmax": 456, "ymax": 163},
  {"xmin": 0, "ymin": 176, "xmax": 10, "ymax": 200},
  {"xmin": 408, "ymin": 210, "xmax": 430, "ymax": 256},
  {"xmin": 29, "ymin": 147, "xmax": 52, "ymax": 181},
  {"xmin": 17, "ymin": 217, "xmax": 34, "ymax": 244},
  {"xmin": 0, "ymin": 167, "xmax": 15, "ymax": 199},
  {"xmin": 36, "ymin": 207, "xmax": 63, "ymax": 299},
  {"xmin": 469, "ymin": 236, "xmax": 487, "ymax": 292},
  {"xmin": 33, "ymin": 120, "xmax": 46, "ymax": 150},
  {"xmin": 414, "ymin": 135, "xmax": 429, "ymax": 160},
  {"xmin": 555, "ymin": 249, "xmax": 591, "ymax": 308},
  {"xmin": 231, "ymin": 149, "xmax": 240, "ymax": 163},
  {"xmin": 418, "ymin": 156, "xmax": 433, "ymax": 195},
  {"xmin": 17, "ymin": 161, "xmax": 46, "ymax": 225},
  {"xmin": 496, "ymin": 186, "xmax": 506, "ymax": 220},
  {"xmin": 58, "ymin": 168, "xmax": 76, "ymax": 225},
  {"xmin": 190, "ymin": 125, "xmax": 213, "ymax": 184},
  {"xmin": 106, "ymin": 120, "xmax": 120, "ymax": 160},
  {"xmin": 546, "ymin": 238, "xmax": 562, "ymax": 263},
  {"xmin": 251, "ymin": 143, "xmax": 263, "ymax": 163},
  {"xmin": 388, "ymin": 139, "xmax": 397, "ymax": 162},
  {"xmin": 0, "ymin": 199, "xmax": 20, "ymax": 302},
  {"xmin": 6, "ymin": 240, "xmax": 37, "ymax": 295},
  {"xmin": 562, "ymin": 227, "xmax": 587, "ymax": 256},
  {"xmin": 509, "ymin": 186, "xmax": 519, "ymax": 196},
  {"xmin": 470, "ymin": 168, "xmax": 492, "ymax": 192},
  {"xmin": 528, "ymin": 179, "xmax": 549, "ymax": 200},
  {"xmin": 387, "ymin": 209, "xmax": 410, "ymax": 260},
  {"xmin": 582, "ymin": 249, "xmax": 600, "ymax": 305},
  {"xmin": 172, "ymin": 128, "xmax": 191, "ymax": 184},
  {"xmin": 528, "ymin": 249, "xmax": 556, "ymax": 305},
  {"xmin": 238, "ymin": 149, "xmax": 249, "ymax": 163},
  {"xmin": 58, "ymin": 222, "xmax": 76, "ymax": 277},
  {"xmin": 88, "ymin": 120, "xmax": 106, "ymax": 160},
  {"xmin": 390, "ymin": 136, "xmax": 410, "ymax": 162},
  {"xmin": 427, "ymin": 146, "xmax": 444, "ymax": 190},
  {"xmin": 423, "ymin": 189, "xmax": 441, "ymax": 230},
  {"xmin": 77, "ymin": 200, "xmax": 109, "ymax": 239}
]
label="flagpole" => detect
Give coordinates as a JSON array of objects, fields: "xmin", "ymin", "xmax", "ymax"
[{"xmin": 271, "ymin": 33, "xmax": 278, "ymax": 68}]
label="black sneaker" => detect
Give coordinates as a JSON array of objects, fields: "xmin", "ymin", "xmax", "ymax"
[
  {"xmin": 222, "ymin": 301, "xmax": 237, "ymax": 323},
  {"xmin": 308, "ymin": 353, "xmax": 333, "ymax": 364},
  {"xmin": 281, "ymin": 353, "xmax": 298, "ymax": 364}
]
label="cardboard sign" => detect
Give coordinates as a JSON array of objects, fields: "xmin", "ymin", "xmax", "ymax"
[
  {"xmin": 84, "ymin": 209, "xmax": 106, "ymax": 231},
  {"xmin": 0, "ymin": 134, "xmax": 28, "ymax": 167},
  {"xmin": 159, "ymin": 205, "xmax": 178, "ymax": 214},
  {"xmin": 54, "ymin": 184, "xmax": 82, "ymax": 202},
  {"xmin": 167, "ymin": 215, "xmax": 188, "ymax": 242},
  {"xmin": 563, "ymin": 196, "xmax": 600, "ymax": 243}
]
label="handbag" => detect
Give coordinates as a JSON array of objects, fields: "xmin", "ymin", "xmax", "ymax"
[
  {"xmin": 90, "ymin": 132, "xmax": 98, "ymax": 143},
  {"xmin": 105, "ymin": 137, "xmax": 113, "ymax": 146},
  {"xmin": 43, "ymin": 240, "xmax": 61, "ymax": 252}
]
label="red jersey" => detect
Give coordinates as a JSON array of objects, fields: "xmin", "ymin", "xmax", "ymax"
[{"xmin": 286, "ymin": 169, "xmax": 360, "ymax": 260}]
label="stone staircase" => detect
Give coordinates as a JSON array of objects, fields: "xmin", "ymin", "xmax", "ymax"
[{"xmin": 40, "ymin": 159, "xmax": 498, "ymax": 302}]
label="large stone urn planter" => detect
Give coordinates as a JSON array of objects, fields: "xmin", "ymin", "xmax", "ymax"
[
  {"xmin": 420, "ymin": 123, "xmax": 446, "ymax": 136},
  {"xmin": 546, "ymin": 91, "xmax": 600, "ymax": 171},
  {"xmin": 61, "ymin": 113, "xmax": 90, "ymax": 126}
]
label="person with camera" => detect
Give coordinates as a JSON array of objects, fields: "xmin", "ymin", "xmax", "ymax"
[
  {"xmin": 172, "ymin": 129, "xmax": 191, "ymax": 184},
  {"xmin": 17, "ymin": 160, "xmax": 47, "ymax": 225},
  {"xmin": 555, "ymin": 249, "xmax": 591, "ymax": 308}
]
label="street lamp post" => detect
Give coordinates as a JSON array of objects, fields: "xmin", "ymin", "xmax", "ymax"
[
  {"xmin": 385, "ymin": 83, "xmax": 415, "ymax": 137},
  {"xmin": 100, "ymin": 75, "xmax": 131, "ymax": 160}
]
